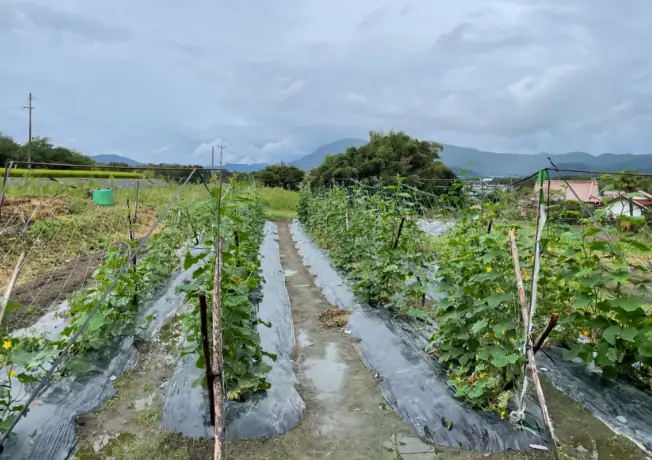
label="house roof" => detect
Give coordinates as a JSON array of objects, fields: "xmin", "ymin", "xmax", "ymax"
[
  {"xmin": 535, "ymin": 179, "xmax": 601, "ymax": 203},
  {"xmin": 605, "ymin": 195, "xmax": 652, "ymax": 208}
]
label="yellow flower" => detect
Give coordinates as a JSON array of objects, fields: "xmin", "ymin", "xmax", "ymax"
[
  {"xmin": 500, "ymin": 410, "xmax": 507, "ymax": 418},
  {"xmin": 486, "ymin": 267, "xmax": 493, "ymax": 273},
  {"xmin": 405, "ymin": 275, "xmax": 409, "ymax": 280},
  {"xmin": 479, "ymin": 372, "xmax": 485, "ymax": 379},
  {"xmin": 531, "ymin": 256, "xmax": 535, "ymax": 261},
  {"xmin": 511, "ymin": 227, "xmax": 516, "ymax": 233},
  {"xmin": 2, "ymin": 340, "xmax": 11, "ymax": 350},
  {"xmin": 8, "ymin": 370, "xmax": 16, "ymax": 377},
  {"xmin": 451, "ymin": 298, "xmax": 456, "ymax": 302},
  {"xmin": 495, "ymin": 288, "xmax": 502, "ymax": 293},
  {"xmin": 547, "ymin": 247, "xmax": 552, "ymax": 252},
  {"xmin": 582, "ymin": 330, "xmax": 590, "ymax": 337}
]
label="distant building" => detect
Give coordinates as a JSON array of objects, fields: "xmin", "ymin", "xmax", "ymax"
[
  {"xmin": 534, "ymin": 179, "xmax": 602, "ymax": 204},
  {"xmin": 604, "ymin": 191, "xmax": 652, "ymax": 218}
]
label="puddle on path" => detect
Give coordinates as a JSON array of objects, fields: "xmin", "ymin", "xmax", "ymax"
[
  {"xmin": 297, "ymin": 329, "xmax": 313, "ymax": 348},
  {"xmin": 284, "ymin": 268, "xmax": 298, "ymax": 277},
  {"xmin": 304, "ymin": 342, "xmax": 348, "ymax": 402}
]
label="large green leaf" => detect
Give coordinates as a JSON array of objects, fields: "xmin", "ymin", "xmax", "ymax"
[
  {"xmin": 471, "ymin": 318, "xmax": 489, "ymax": 334},
  {"xmin": 602, "ymin": 326, "xmax": 621, "ymax": 345},
  {"xmin": 611, "ymin": 296, "xmax": 644, "ymax": 312}
]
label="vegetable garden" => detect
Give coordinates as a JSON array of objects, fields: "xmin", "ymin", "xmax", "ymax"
[
  {"xmin": 298, "ymin": 171, "xmax": 652, "ymax": 449},
  {"xmin": 0, "ymin": 171, "xmax": 275, "ymax": 458}
]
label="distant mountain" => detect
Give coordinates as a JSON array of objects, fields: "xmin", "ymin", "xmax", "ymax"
[
  {"xmin": 439, "ymin": 145, "xmax": 652, "ymax": 176},
  {"xmin": 92, "ymin": 154, "xmax": 141, "ymax": 166},
  {"xmin": 290, "ymin": 138, "xmax": 367, "ymax": 170},
  {"xmin": 222, "ymin": 138, "xmax": 652, "ymax": 177},
  {"xmin": 224, "ymin": 163, "xmax": 269, "ymax": 173}
]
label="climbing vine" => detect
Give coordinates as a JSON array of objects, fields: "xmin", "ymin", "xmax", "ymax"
[
  {"xmin": 299, "ymin": 180, "xmax": 652, "ymax": 414},
  {"xmin": 178, "ymin": 183, "xmax": 273, "ymax": 400}
]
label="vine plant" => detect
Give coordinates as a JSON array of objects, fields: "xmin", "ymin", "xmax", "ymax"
[
  {"xmin": 299, "ymin": 180, "xmax": 652, "ymax": 415},
  {"xmin": 178, "ymin": 183, "xmax": 274, "ymax": 401},
  {"xmin": 0, "ymin": 203, "xmax": 191, "ymax": 432}
]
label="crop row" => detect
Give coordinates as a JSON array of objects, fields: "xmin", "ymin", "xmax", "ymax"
[
  {"xmin": 299, "ymin": 182, "xmax": 652, "ymax": 414},
  {"xmin": 178, "ymin": 184, "xmax": 272, "ymax": 399},
  {"xmin": 1, "ymin": 168, "xmax": 143, "ymax": 179}
]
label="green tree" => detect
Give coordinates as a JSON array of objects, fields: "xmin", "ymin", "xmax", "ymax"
[
  {"xmin": 308, "ymin": 130, "xmax": 458, "ymax": 195},
  {"xmin": 258, "ymin": 164, "xmax": 304, "ymax": 190}
]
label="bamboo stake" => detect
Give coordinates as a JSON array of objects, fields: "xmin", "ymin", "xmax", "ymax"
[
  {"xmin": 212, "ymin": 174, "xmax": 225, "ymax": 460},
  {"xmin": 509, "ymin": 230, "xmax": 558, "ymax": 458},
  {"xmin": 0, "ymin": 252, "xmax": 26, "ymax": 327}
]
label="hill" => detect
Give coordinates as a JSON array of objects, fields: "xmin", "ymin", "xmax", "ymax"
[
  {"xmin": 290, "ymin": 138, "xmax": 367, "ymax": 170},
  {"xmin": 290, "ymin": 139, "xmax": 652, "ymax": 176},
  {"xmin": 91, "ymin": 154, "xmax": 141, "ymax": 166},
  {"xmin": 438, "ymin": 145, "xmax": 652, "ymax": 176},
  {"xmin": 224, "ymin": 163, "xmax": 269, "ymax": 173}
]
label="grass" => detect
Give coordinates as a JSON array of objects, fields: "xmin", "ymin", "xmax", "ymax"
[
  {"xmin": 257, "ymin": 187, "xmax": 299, "ymax": 220},
  {"xmin": 1, "ymin": 167, "xmax": 143, "ymax": 179}
]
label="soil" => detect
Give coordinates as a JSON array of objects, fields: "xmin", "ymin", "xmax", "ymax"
[{"xmin": 1, "ymin": 252, "xmax": 104, "ymax": 334}]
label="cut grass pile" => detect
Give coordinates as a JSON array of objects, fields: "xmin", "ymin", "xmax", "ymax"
[
  {"xmin": 2, "ymin": 167, "xmax": 143, "ymax": 179},
  {"xmin": 257, "ymin": 187, "xmax": 299, "ymax": 220}
]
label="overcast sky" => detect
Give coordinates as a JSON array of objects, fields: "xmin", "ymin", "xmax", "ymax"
[{"xmin": 1, "ymin": 1, "xmax": 651, "ymax": 165}]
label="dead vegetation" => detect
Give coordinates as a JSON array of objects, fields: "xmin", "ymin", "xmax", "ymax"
[{"xmin": 318, "ymin": 307, "xmax": 350, "ymax": 328}]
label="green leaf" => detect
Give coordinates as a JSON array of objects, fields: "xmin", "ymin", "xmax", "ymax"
[
  {"xmin": 407, "ymin": 308, "xmax": 429, "ymax": 319},
  {"xmin": 471, "ymin": 318, "xmax": 489, "ymax": 334},
  {"xmin": 87, "ymin": 312, "xmax": 105, "ymax": 332},
  {"xmin": 620, "ymin": 327, "xmax": 638, "ymax": 342},
  {"xmin": 67, "ymin": 357, "xmax": 94, "ymax": 373},
  {"xmin": 602, "ymin": 326, "xmax": 621, "ymax": 345},
  {"xmin": 486, "ymin": 293, "xmax": 512, "ymax": 309},
  {"xmin": 611, "ymin": 296, "xmax": 644, "ymax": 312},
  {"xmin": 490, "ymin": 353, "xmax": 520, "ymax": 368},
  {"xmin": 572, "ymin": 294, "xmax": 592, "ymax": 310}
]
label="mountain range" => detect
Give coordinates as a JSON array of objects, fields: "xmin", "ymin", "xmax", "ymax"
[
  {"xmin": 92, "ymin": 141, "xmax": 652, "ymax": 177},
  {"xmin": 91, "ymin": 154, "xmax": 142, "ymax": 166}
]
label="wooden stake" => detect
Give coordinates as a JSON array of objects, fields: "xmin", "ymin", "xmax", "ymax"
[
  {"xmin": 211, "ymin": 237, "xmax": 224, "ymax": 460},
  {"xmin": 0, "ymin": 252, "xmax": 26, "ymax": 327},
  {"xmin": 509, "ymin": 230, "xmax": 558, "ymax": 458}
]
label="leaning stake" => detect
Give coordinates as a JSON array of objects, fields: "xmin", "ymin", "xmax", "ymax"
[
  {"xmin": 509, "ymin": 230, "xmax": 558, "ymax": 458},
  {"xmin": 0, "ymin": 252, "xmax": 26, "ymax": 327}
]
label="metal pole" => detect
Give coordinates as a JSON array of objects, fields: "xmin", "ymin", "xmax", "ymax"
[{"xmin": 199, "ymin": 291, "xmax": 216, "ymax": 427}]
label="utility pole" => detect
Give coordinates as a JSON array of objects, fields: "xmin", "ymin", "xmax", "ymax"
[
  {"xmin": 23, "ymin": 93, "xmax": 34, "ymax": 168},
  {"xmin": 212, "ymin": 145, "xmax": 215, "ymax": 168},
  {"xmin": 217, "ymin": 143, "xmax": 226, "ymax": 167}
]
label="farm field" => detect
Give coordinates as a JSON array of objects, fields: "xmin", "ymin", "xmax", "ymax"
[
  {"xmin": 1, "ymin": 167, "xmax": 143, "ymax": 179},
  {"xmin": 0, "ymin": 175, "xmax": 651, "ymax": 460}
]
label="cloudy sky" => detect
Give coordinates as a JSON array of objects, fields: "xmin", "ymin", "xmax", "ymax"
[{"xmin": 1, "ymin": 0, "xmax": 651, "ymax": 165}]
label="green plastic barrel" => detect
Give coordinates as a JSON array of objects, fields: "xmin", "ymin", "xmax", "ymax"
[{"xmin": 92, "ymin": 189, "xmax": 113, "ymax": 206}]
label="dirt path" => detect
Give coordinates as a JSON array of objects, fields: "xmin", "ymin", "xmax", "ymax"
[{"xmin": 228, "ymin": 221, "xmax": 423, "ymax": 460}]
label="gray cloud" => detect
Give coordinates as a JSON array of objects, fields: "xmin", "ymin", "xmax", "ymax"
[{"xmin": 1, "ymin": 0, "xmax": 651, "ymax": 166}]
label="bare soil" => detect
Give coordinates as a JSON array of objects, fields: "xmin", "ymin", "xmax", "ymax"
[{"xmin": 1, "ymin": 252, "xmax": 103, "ymax": 334}]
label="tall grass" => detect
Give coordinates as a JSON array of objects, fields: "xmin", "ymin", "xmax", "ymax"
[{"xmin": 256, "ymin": 187, "xmax": 299, "ymax": 220}]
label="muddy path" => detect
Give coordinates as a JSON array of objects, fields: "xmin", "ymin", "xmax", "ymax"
[{"xmin": 2, "ymin": 252, "xmax": 103, "ymax": 334}]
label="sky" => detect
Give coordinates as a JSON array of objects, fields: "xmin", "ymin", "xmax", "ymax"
[{"xmin": 1, "ymin": 0, "xmax": 651, "ymax": 165}]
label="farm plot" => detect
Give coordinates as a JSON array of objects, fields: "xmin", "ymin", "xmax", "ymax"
[{"xmin": 297, "ymin": 179, "xmax": 652, "ymax": 459}]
